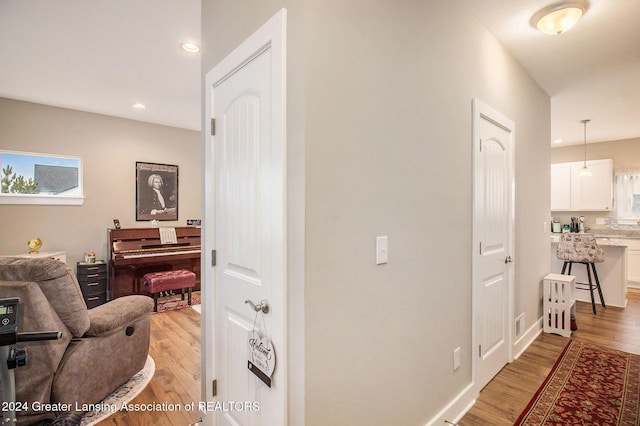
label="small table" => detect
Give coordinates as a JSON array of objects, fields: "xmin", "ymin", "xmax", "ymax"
[
  {"xmin": 0, "ymin": 251, "xmax": 67, "ymax": 264},
  {"xmin": 543, "ymin": 273, "xmax": 576, "ymax": 337}
]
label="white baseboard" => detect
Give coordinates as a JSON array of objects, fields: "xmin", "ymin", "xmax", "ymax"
[
  {"xmin": 424, "ymin": 319, "xmax": 542, "ymax": 425},
  {"xmin": 425, "ymin": 317, "xmax": 542, "ymax": 426},
  {"xmin": 513, "ymin": 316, "xmax": 543, "ymax": 360},
  {"xmin": 424, "ymin": 382, "xmax": 476, "ymax": 426}
]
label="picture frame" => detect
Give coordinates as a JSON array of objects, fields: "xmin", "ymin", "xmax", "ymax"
[{"xmin": 136, "ymin": 162, "xmax": 178, "ymax": 221}]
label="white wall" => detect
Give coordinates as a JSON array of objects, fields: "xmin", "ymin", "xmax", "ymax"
[
  {"xmin": 0, "ymin": 98, "xmax": 202, "ymax": 266},
  {"xmin": 303, "ymin": 1, "xmax": 549, "ymax": 424},
  {"xmin": 201, "ymin": 0, "xmax": 550, "ymax": 424}
]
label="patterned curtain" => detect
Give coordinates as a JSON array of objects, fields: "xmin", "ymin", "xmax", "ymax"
[{"xmin": 614, "ymin": 171, "xmax": 640, "ymax": 218}]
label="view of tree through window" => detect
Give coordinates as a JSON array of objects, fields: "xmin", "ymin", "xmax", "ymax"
[{"xmin": 0, "ymin": 150, "xmax": 83, "ymax": 204}]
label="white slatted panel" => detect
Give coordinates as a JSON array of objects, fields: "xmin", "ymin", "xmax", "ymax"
[
  {"xmin": 222, "ymin": 95, "xmax": 262, "ymax": 286},
  {"xmin": 482, "ymin": 138, "xmax": 507, "ymax": 255},
  {"xmin": 481, "ymin": 273, "xmax": 505, "ymax": 358},
  {"xmin": 224, "ymin": 309, "xmax": 254, "ymax": 425}
]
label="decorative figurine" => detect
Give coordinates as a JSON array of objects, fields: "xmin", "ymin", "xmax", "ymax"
[{"xmin": 28, "ymin": 238, "xmax": 42, "ymax": 254}]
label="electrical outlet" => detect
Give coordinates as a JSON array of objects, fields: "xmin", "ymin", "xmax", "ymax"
[
  {"xmin": 515, "ymin": 313, "xmax": 525, "ymax": 337},
  {"xmin": 453, "ymin": 347, "xmax": 461, "ymax": 371}
]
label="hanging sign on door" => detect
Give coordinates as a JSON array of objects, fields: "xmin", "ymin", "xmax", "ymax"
[{"xmin": 248, "ymin": 334, "xmax": 276, "ymax": 387}]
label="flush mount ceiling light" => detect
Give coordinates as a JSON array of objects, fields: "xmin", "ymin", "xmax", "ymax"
[
  {"xmin": 132, "ymin": 102, "xmax": 146, "ymax": 110},
  {"xmin": 532, "ymin": 1, "xmax": 586, "ymax": 35},
  {"xmin": 578, "ymin": 119, "xmax": 592, "ymax": 177},
  {"xmin": 181, "ymin": 42, "xmax": 200, "ymax": 53}
]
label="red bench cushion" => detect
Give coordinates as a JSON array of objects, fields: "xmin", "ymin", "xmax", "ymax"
[{"xmin": 143, "ymin": 270, "xmax": 196, "ymax": 293}]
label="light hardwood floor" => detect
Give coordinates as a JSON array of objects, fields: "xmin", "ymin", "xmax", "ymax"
[
  {"xmin": 99, "ymin": 307, "xmax": 202, "ymax": 425},
  {"xmin": 99, "ymin": 289, "xmax": 640, "ymax": 425},
  {"xmin": 459, "ymin": 287, "xmax": 640, "ymax": 425}
]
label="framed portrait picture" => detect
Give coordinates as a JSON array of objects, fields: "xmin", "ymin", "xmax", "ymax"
[{"xmin": 136, "ymin": 162, "xmax": 178, "ymax": 221}]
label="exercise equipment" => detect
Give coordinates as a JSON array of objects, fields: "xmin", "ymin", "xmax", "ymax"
[{"xmin": 0, "ymin": 297, "xmax": 62, "ymax": 425}]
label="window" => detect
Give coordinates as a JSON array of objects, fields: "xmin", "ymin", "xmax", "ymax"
[
  {"xmin": 614, "ymin": 171, "xmax": 640, "ymax": 220},
  {"xmin": 0, "ymin": 150, "xmax": 84, "ymax": 205}
]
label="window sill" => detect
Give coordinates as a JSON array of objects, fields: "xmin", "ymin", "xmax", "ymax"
[{"xmin": 0, "ymin": 195, "xmax": 85, "ymax": 205}]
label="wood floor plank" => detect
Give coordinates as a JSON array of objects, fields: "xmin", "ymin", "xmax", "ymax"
[
  {"xmin": 459, "ymin": 288, "xmax": 640, "ymax": 425},
  {"xmin": 98, "ymin": 307, "xmax": 202, "ymax": 425},
  {"xmin": 98, "ymin": 289, "xmax": 640, "ymax": 425}
]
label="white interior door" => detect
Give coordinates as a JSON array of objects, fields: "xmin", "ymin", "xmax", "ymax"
[
  {"xmin": 472, "ymin": 99, "xmax": 514, "ymax": 392},
  {"xmin": 204, "ymin": 9, "xmax": 286, "ymax": 426}
]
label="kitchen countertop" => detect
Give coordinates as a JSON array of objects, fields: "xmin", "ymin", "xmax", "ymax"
[
  {"xmin": 587, "ymin": 228, "xmax": 640, "ymax": 239},
  {"xmin": 550, "ymin": 234, "xmax": 629, "ymax": 247},
  {"xmin": 549, "ymin": 236, "xmax": 629, "ymax": 308}
]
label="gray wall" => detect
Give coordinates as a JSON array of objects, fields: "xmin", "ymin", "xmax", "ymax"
[
  {"xmin": 551, "ymin": 137, "xmax": 640, "ymax": 171},
  {"xmin": 0, "ymin": 98, "xmax": 201, "ymax": 266},
  {"xmin": 201, "ymin": 0, "xmax": 550, "ymax": 424}
]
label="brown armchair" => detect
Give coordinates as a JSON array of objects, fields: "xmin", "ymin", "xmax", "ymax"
[{"xmin": 0, "ymin": 257, "xmax": 154, "ymax": 425}]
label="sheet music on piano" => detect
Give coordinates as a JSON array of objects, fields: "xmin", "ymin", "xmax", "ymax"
[{"xmin": 159, "ymin": 227, "xmax": 178, "ymax": 244}]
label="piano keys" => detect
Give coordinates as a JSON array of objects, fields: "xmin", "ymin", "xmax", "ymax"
[{"xmin": 109, "ymin": 227, "xmax": 201, "ymax": 300}]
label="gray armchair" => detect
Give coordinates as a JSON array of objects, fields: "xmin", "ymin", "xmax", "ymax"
[{"xmin": 0, "ymin": 257, "xmax": 154, "ymax": 425}]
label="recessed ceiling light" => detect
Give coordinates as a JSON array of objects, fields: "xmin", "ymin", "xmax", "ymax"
[
  {"xmin": 181, "ymin": 43, "xmax": 200, "ymax": 53},
  {"xmin": 532, "ymin": 2, "xmax": 586, "ymax": 35},
  {"xmin": 553, "ymin": 139, "xmax": 563, "ymax": 144},
  {"xmin": 132, "ymin": 103, "xmax": 146, "ymax": 110}
]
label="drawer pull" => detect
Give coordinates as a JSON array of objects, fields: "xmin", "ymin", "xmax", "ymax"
[
  {"xmin": 87, "ymin": 274, "xmax": 99, "ymax": 278},
  {"xmin": 87, "ymin": 282, "xmax": 100, "ymax": 286},
  {"xmin": 87, "ymin": 296, "xmax": 100, "ymax": 301},
  {"xmin": 87, "ymin": 267, "xmax": 100, "ymax": 271}
]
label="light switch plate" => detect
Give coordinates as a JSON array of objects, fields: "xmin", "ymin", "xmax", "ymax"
[{"xmin": 376, "ymin": 236, "xmax": 388, "ymax": 265}]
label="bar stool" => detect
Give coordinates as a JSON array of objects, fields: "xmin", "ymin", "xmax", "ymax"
[{"xmin": 556, "ymin": 233, "xmax": 606, "ymax": 314}]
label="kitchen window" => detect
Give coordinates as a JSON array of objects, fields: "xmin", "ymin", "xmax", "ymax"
[{"xmin": 614, "ymin": 171, "xmax": 640, "ymax": 220}]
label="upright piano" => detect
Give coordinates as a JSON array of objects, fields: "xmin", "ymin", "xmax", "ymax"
[{"xmin": 109, "ymin": 227, "xmax": 201, "ymax": 300}]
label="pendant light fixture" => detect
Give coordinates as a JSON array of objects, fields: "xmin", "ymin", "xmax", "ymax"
[
  {"xmin": 532, "ymin": 1, "xmax": 586, "ymax": 35},
  {"xmin": 578, "ymin": 119, "xmax": 591, "ymax": 177}
]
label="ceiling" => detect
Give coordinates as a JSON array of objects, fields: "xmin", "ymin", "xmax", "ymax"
[
  {"xmin": 463, "ymin": 0, "xmax": 640, "ymax": 146},
  {"xmin": 0, "ymin": 0, "xmax": 202, "ymax": 131},
  {"xmin": 1, "ymin": 1, "xmax": 638, "ymax": 145}
]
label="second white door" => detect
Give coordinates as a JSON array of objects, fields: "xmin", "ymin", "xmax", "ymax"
[{"xmin": 472, "ymin": 99, "xmax": 514, "ymax": 392}]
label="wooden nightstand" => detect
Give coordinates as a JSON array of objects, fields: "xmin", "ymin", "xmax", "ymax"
[{"xmin": 76, "ymin": 261, "xmax": 108, "ymax": 309}]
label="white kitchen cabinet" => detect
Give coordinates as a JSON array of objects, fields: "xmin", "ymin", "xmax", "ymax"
[
  {"xmin": 550, "ymin": 159, "xmax": 612, "ymax": 211},
  {"xmin": 571, "ymin": 159, "xmax": 613, "ymax": 211},
  {"xmin": 550, "ymin": 163, "xmax": 572, "ymax": 211},
  {"xmin": 624, "ymin": 239, "xmax": 640, "ymax": 287}
]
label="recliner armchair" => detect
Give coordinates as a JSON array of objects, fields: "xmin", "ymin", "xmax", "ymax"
[{"xmin": 0, "ymin": 257, "xmax": 154, "ymax": 425}]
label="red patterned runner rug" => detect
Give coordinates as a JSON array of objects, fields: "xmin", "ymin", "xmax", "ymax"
[{"xmin": 515, "ymin": 339, "xmax": 640, "ymax": 425}]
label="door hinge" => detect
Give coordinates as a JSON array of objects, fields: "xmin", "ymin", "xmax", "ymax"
[
  {"xmin": 479, "ymin": 138, "xmax": 482, "ymax": 152},
  {"xmin": 479, "ymin": 345, "xmax": 482, "ymax": 358},
  {"xmin": 212, "ymin": 379, "xmax": 217, "ymax": 397},
  {"xmin": 479, "ymin": 242, "xmax": 482, "ymax": 254},
  {"xmin": 212, "ymin": 250, "xmax": 217, "ymax": 267},
  {"xmin": 211, "ymin": 118, "xmax": 216, "ymax": 136}
]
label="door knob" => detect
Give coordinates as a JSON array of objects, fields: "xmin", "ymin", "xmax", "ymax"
[
  {"xmin": 504, "ymin": 255, "xmax": 513, "ymax": 264},
  {"xmin": 245, "ymin": 299, "xmax": 269, "ymax": 314}
]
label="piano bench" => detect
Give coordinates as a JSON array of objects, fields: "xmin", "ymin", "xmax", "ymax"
[{"xmin": 143, "ymin": 269, "xmax": 196, "ymax": 312}]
